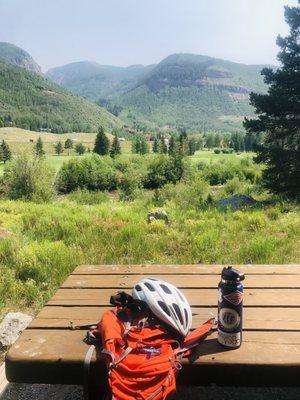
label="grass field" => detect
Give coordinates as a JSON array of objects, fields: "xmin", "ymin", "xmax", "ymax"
[
  {"xmin": 0, "ymin": 127, "xmax": 251, "ymax": 175},
  {"xmin": 0, "ymin": 194, "xmax": 299, "ymax": 317},
  {"xmin": 0, "ymin": 127, "xmax": 299, "ymax": 318}
]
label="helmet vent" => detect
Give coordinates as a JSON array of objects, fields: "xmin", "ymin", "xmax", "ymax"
[
  {"xmin": 160, "ymin": 284, "xmax": 172, "ymax": 294},
  {"xmin": 144, "ymin": 282, "xmax": 155, "ymax": 291},
  {"xmin": 173, "ymin": 303, "xmax": 183, "ymax": 324},
  {"xmin": 135, "ymin": 284, "xmax": 142, "ymax": 292},
  {"xmin": 184, "ymin": 308, "xmax": 188, "ymax": 323},
  {"xmin": 158, "ymin": 301, "xmax": 171, "ymax": 316}
]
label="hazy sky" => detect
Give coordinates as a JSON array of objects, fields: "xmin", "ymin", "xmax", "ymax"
[{"xmin": 0, "ymin": 0, "xmax": 297, "ymax": 71}]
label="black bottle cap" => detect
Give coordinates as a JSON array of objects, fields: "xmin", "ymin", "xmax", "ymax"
[{"xmin": 221, "ymin": 266, "xmax": 245, "ymax": 282}]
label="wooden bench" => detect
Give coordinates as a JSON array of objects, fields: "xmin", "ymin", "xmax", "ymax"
[{"xmin": 5, "ymin": 264, "xmax": 300, "ymax": 393}]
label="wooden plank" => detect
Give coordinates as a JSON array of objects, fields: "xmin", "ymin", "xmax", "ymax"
[
  {"xmin": 6, "ymin": 330, "xmax": 300, "ymax": 385},
  {"xmin": 0, "ymin": 363, "xmax": 9, "ymax": 397},
  {"xmin": 48, "ymin": 288, "xmax": 300, "ymax": 307},
  {"xmin": 62, "ymin": 274, "xmax": 300, "ymax": 289},
  {"xmin": 73, "ymin": 264, "xmax": 300, "ymax": 275},
  {"xmin": 29, "ymin": 306, "xmax": 300, "ymax": 331}
]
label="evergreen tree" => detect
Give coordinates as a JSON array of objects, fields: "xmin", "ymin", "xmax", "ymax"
[
  {"xmin": 35, "ymin": 136, "xmax": 45, "ymax": 157},
  {"xmin": 1, "ymin": 140, "xmax": 11, "ymax": 163},
  {"xmin": 152, "ymin": 137, "xmax": 159, "ymax": 153},
  {"xmin": 64, "ymin": 138, "xmax": 73, "ymax": 155},
  {"xmin": 110, "ymin": 134, "xmax": 121, "ymax": 157},
  {"xmin": 94, "ymin": 126, "xmax": 110, "ymax": 155},
  {"xmin": 139, "ymin": 136, "xmax": 149, "ymax": 154},
  {"xmin": 159, "ymin": 137, "xmax": 168, "ymax": 154},
  {"xmin": 179, "ymin": 128, "xmax": 188, "ymax": 155},
  {"xmin": 244, "ymin": 3, "xmax": 300, "ymax": 198},
  {"xmin": 168, "ymin": 136, "xmax": 176, "ymax": 156},
  {"xmin": 75, "ymin": 143, "xmax": 86, "ymax": 155},
  {"xmin": 188, "ymin": 138, "xmax": 196, "ymax": 156},
  {"xmin": 54, "ymin": 141, "xmax": 64, "ymax": 155},
  {"xmin": 132, "ymin": 135, "xmax": 149, "ymax": 155}
]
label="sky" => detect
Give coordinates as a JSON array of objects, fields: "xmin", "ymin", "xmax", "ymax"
[{"xmin": 0, "ymin": 0, "xmax": 297, "ymax": 72}]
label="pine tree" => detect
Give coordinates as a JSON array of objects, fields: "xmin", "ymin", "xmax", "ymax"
[
  {"xmin": 244, "ymin": 3, "xmax": 300, "ymax": 198},
  {"xmin": 64, "ymin": 138, "xmax": 73, "ymax": 155},
  {"xmin": 159, "ymin": 138, "xmax": 168, "ymax": 154},
  {"xmin": 110, "ymin": 134, "xmax": 121, "ymax": 157},
  {"xmin": 94, "ymin": 126, "xmax": 110, "ymax": 155},
  {"xmin": 168, "ymin": 136, "xmax": 176, "ymax": 156},
  {"xmin": 152, "ymin": 137, "xmax": 159, "ymax": 153},
  {"xmin": 35, "ymin": 136, "xmax": 45, "ymax": 157},
  {"xmin": 75, "ymin": 143, "xmax": 86, "ymax": 155},
  {"xmin": 179, "ymin": 128, "xmax": 188, "ymax": 155},
  {"xmin": 54, "ymin": 141, "xmax": 64, "ymax": 155},
  {"xmin": 1, "ymin": 140, "xmax": 11, "ymax": 163}
]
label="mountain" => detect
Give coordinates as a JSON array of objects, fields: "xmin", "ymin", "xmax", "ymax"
[
  {"xmin": 47, "ymin": 53, "xmax": 269, "ymax": 132},
  {"xmin": 0, "ymin": 61, "xmax": 121, "ymax": 133},
  {"xmin": 0, "ymin": 42, "xmax": 41, "ymax": 74},
  {"xmin": 46, "ymin": 61, "xmax": 155, "ymax": 100},
  {"xmin": 114, "ymin": 54, "xmax": 269, "ymax": 132}
]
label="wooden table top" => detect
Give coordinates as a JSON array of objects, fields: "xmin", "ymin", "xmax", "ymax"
[{"xmin": 6, "ymin": 264, "xmax": 300, "ymax": 386}]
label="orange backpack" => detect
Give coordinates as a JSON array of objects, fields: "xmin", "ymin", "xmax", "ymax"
[{"xmin": 86, "ymin": 293, "xmax": 215, "ymax": 400}]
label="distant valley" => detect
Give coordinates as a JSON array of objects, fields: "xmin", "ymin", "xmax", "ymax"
[{"xmin": 0, "ymin": 42, "xmax": 270, "ymax": 133}]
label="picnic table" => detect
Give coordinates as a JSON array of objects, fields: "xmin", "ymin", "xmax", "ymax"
[{"xmin": 5, "ymin": 264, "xmax": 300, "ymax": 392}]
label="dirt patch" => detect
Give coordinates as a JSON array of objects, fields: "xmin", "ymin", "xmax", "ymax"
[{"xmin": 0, "ymin": 229, "xmax": 13, "ymax": 239}]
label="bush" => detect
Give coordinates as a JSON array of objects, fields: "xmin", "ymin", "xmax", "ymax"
[
  {"xmin": 2, "ymin": 152, "xmax": 55, "ymax": 202},
  {"xmin": 68, "ymin": 189, "xmax": 109, "ymax": 205},
  {"xmin": 144, "ymin": 155, "xmax": 186, "ymax": 189},
  {"xmin": 201, "ymin": 159, "xmax": 261, "ymax": 185},
  {"xmin": 214, "ymin": 148, "xmax": 221, "ymax": 154},
  {"xmin": 56, "ymin": 155, "xmax": 117, "ymax": 193}
]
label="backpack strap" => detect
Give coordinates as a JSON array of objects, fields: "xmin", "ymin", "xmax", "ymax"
[
  {"xmin": 83, "ymin": 344, "xmax": 96, "ymax": 400},
  {"xmin": 102, "ymin": 346, "xmax": 133, "ymax": 370}
]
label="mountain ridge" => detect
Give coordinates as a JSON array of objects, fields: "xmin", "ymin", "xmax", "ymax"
[
  {"xmin": 46, "ymin": 53, "xmax": 270, "ymax": 132},
  {"xmin": 0, "ymin": 42, "xmax": 41, "ymax": 74}
]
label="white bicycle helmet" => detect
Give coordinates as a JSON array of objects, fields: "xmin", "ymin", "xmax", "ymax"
[{"xmin": 132, "ymin": 277, "xmax": 192, "ymax": 337}]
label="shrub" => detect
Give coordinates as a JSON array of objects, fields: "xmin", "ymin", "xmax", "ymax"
[
  {"xmin": 214, "ymin": 148, "xmax": 221, "ymax": 154},
  {"xmin": 119, "ymin": 168, "xmax": 143, "ymax": 201},
  {"xmin": 56, "ymin": 155, "xmax": 117, "ymax": 193},
  {"xmin": 144, "ymin": 155, "xmax": 186, "ymax": 189},
  {"xmin": 68, "ymin": 189, "xmax": 109, "ymax": 205},
  {"xmin": 2, "ymin": 152, "xmax": 55, "ymax": 202}
]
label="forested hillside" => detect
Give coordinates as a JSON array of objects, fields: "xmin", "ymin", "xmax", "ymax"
[
  {"xmin": 46, "ymin": 61, "xmax": 155, "ymax": 100},
  {"xmin": 114, "ymin": 54, "xmax": 269, "ymax": 132},
  {"xmin": 0, "ymin": 62, "xmax": 121, "ymax": 133},
  {"xmin": 47, "ymin": 53, "xmax": 269, "ymax": 132},
  {"xmin": 0, "ymin": 42, "xmax": 41, "ymax": 74}
]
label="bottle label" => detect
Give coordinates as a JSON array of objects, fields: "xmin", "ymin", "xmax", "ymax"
[
  {"xmin": 223, "ymin": 290, "xmax": 243, "ymax": 306},
  {"xmin": 219, "ymin": 308, "xmax": 240, "ymax": 330},
  {"xmin": 218, "ymin": 329, "xmax": 241, "ymax": 347}
]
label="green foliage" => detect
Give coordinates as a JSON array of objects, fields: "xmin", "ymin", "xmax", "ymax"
[
  {"xmin": 94, "ymin": 126, "xmax": 110, "ymax": 155},
  {"xmin": 75, "ymin": 142, "xmax": 86, "ymax": 155},
  {"xmin": 132, "ymin": 135, "xmax": 149, "ymax": 154},
  {"xmin": 110, "ymin": 134, "xmax": 121, "ymax": 158},
  {"xmin": 56, "ymin": 154, "xmax": 117, "ymax": 193},
  {"xmin": 244, "ymin": 3, "xmax": 300, "ymax": 199},
  {"xmin": 0, "ymin": 61, "xmax": 120, "ymax": 133},
  {"xmin": 152, "ymin": 137, "xmax": 159, "ymax": 153},
  {"xmin": 1, "ymin": 140, "xmax": 12, "ymax": 162},
  {"xmin": 54, "ymin": 141, "xmax": 64, "ymax": 155},
  {"xmin": 144, "ymin": 155, "xmax": 185, "ymax": 189},
  {"xmin": 198, "ymin": 158, "xmax": 261, "ymax": 186},
  {"xmin": 68, "ymin": 188, "xmax": 109, "ymax": 205},
  {"xmin": 64, "ymin": 138, "xmax": 73, "ymax": 155},
  {"xmin": 35, "ymin": 136, "xmax": 45, "ymax": 157},
  {"xmin": 2, "ymin": 152, "xmax": 55, "ymax": 201}
]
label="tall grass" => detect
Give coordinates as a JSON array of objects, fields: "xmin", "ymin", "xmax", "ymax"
[{"xmin": 0, "ymin": 194, "xmax": 299, "ymax": 317}]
